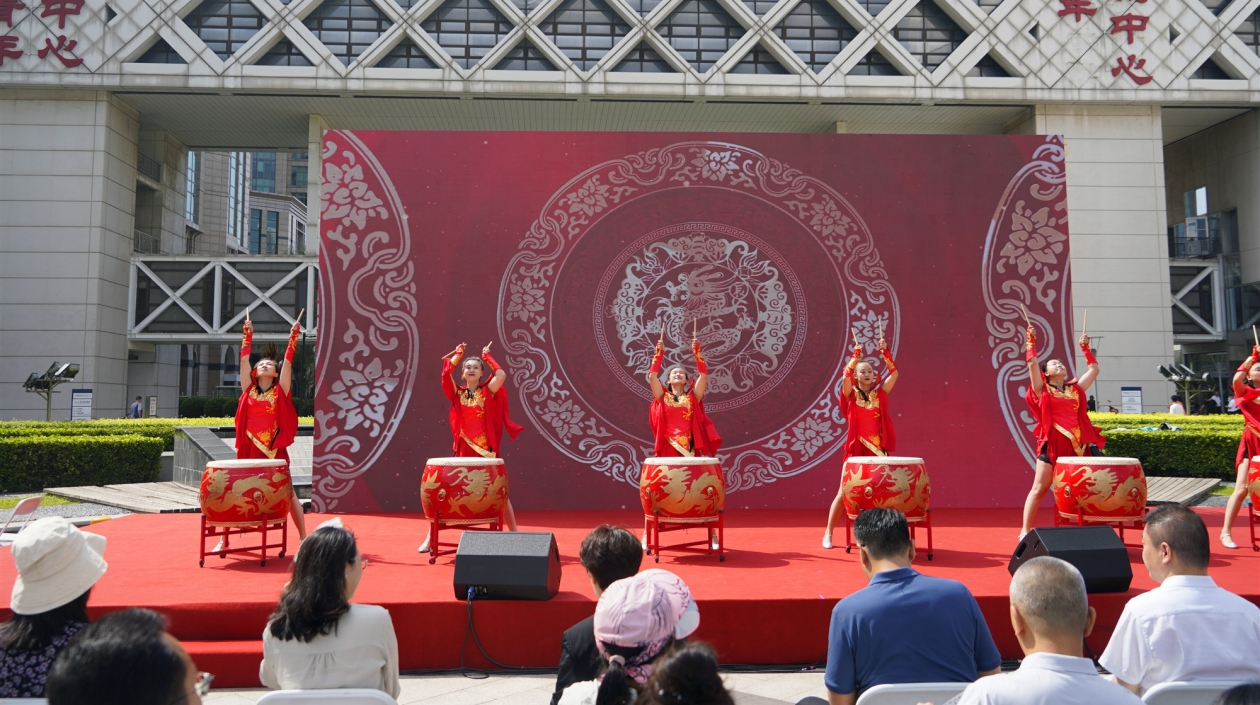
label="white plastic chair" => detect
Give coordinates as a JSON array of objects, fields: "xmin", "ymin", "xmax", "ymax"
[
  {"xmin": 0, "ymin": 496, "xmax": 42, "ymax": 545},
  {"xmin": 256, "ymin": 689, "xmax": 397, "ymax": 704},
  {"xmin": 855, "ymin": 682, "xmax": 970, "ymax": 705},
  {"xmin": 1142, "ymin": 680, "xmax": 1247, "ymax": 705}
]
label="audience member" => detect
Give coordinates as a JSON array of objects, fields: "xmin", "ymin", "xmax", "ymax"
[
  {"xmin": 260, "ymin": 519, "xmax": 400, "ymax": 698},
  {"xmin": 823, "ymin": 508, "xmax": 1000, "ymax": 705},
  {"xmin": 558, "ymin": 569, "xmax": 701, "ymax": 705},
  {"xmin": 1100, "ymin": 506, "xmax": 1260, "ymax": 695},
  {"xmin": 1214, "ymin": 683, "xmax": 1260, "ymax": 705},
  {"xmin": 1169, "ymin": 395, "xmax": 1186, "ymax": 414},
  {"xmin": 0, "ymin": 516, "xmax": 107, "ymax": 698},
  {"xmin": 552, "ymin": 525, "xmax": 645, "ymax": 705},
  {"xmin": 953, "ymin": 557, "xmax": 1141, "ymax": 704},
  {"xmin": 46, "ymin": 607, "xmax": 206, "ymax": 705},
  {"xmin": 638, "ymin": 641, "xmax": 733, "ymax": 705}
]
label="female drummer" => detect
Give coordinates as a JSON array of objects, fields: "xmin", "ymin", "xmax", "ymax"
[
  {"xmin": 646, "ymin": 333, "xmax": 722, "ymax": 548},
  {"xmin": 822, "ymin": 336, "xmax": 898, "ymax": 549},
  {"xmin": 235, "ymin": 313, "xmax": 307, "ymax": 541},
  {"xmin": 1019, "ymin": 328, "xmax": 1104, "ymax": 539},
  {"xmin": 1219, "ymin": 344, "xmax": 1260, "ymax": 548},
  {"xmin": 419, "ymin": 342, "xmax": 524, "ymax": 553}
]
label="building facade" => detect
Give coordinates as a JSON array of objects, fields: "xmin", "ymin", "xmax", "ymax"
[{"xmin": 3, "ymin": 0, "xmax": 1260, "ymax": 417}]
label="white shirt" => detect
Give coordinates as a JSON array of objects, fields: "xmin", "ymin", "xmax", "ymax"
[
  {"xmin": 558, "ymin": 681, "xmax": 638, "ymax": 705},
  {"xmin": 260, "ymin": 603, "xmax": 401, "ymax": 698},
  {"xmin": 1168, "ymin": 402, "xmax": 1185, "ymax": 415},
  {"xmin": 1099, "ymin": 575, "xmax": 1260, "ymax": 695},
  {"xmin": 956, "ymin": 653, "xmax": 1142, "ymax": 705}
]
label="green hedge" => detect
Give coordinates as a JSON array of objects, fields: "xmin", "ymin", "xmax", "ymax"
[
  {"xmin": 1089, "ymin": 412, "xmax": 1241, "ymax": 430},
  {"xmin": 179, "ymin": 396, "xmax": 207, "ymax": 418},
  {"xmin": 0, "ymin": 435, "xmax": 163, "ymax": 492},
  {"xmin": 1102, "ymin": 429, "xmax": 1238, "ymax": 480},
  {"xmin": 0, "ymin": 418, "xmax": 314, "ymax": 453}
]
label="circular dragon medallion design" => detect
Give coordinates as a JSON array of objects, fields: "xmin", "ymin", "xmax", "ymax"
[
  {"xmin": 498, "ymin": 142, "xmax": 900, "ymax": 493},
  {"xmin": 596, "ymin": 223, "xmax": 805, "ymax": 412}
]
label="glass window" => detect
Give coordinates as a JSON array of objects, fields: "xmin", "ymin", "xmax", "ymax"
[
  {"xmin": 252, "ymin": 152, "xmax": 276, "ymax": 193},
  {"xmin": 227, "ymin": 153, "xmax": 245, "ymax": 250},
  {"xmin": 182, "ymin": 0, "xmax": 265, "ymax": 60},
  {"xmin": 290, "ymin": 164, "xmax": 307, "ymax": 188},
  {"xmin": 267, "ymin": 211, "xmax": 279, "ymax": 254},
  {"xmin": 250, "ymin": 208, "xmax": 262, "ymax": 254},
  {"xmin": 184, "ymin": 151, "xmax": 199, "ymax": 223},
  {"xmin": 656, "ymin": 0, "xmax": 746, "ymax": 72},
  {"xmin": 537, "ymin": 0, "xmax": 631, "ymax": 71},
  {"xmin": 773, "ymin": 0, "xmax": 858, "ymax": 73}
]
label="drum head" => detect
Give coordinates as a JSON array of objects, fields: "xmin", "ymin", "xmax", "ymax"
[
  {"xmin": 1055, "ymin": 456, "xmax": 1139, "ymax": 466},
  {"xmin": 843, "ymin": 456, "xmax": 924, "ymax": 465},
  {"xmin": 424, "ymin": 457, "xmax": 504, "ymax": 466},
  {"xmin": 644, "ymin": 456, "xmax": 720, "ymax": 465},
  {"xmin": 207, "ymin": 459, "xmax": 288, "ymax": 469}
]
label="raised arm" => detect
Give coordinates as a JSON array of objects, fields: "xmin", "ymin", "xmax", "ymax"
[
  {"xmin": 239, "ymin": 318, "xmax": 254, "ymax": 394},
  {"xmin": 482, "ymin": 343, "xmax": 508, "ymax": 395},
  {"xmin": 879, "ymin": 338, "xmax": 899, "ymax": 394},
  {"xmin": 1025, "ymin": 326, "xmax": 1043, "ymax": 397},
  {"xmin": 441, "ymin": 343, "xmax": 465, "ymax": 402},
  {"xmin": 1076, "ymin": 334, "xmax": 1099, "ymax": 393},
  {"xmin": 648, "ymin": 340, "xmax": 665, "ymax": 400},
  {"xmin": 279, "ymin": 319, "xmax": 300, "ymax": 395},
  {"xmin": 692, "ymin": 337, "xmax": 709, "ymax": 401},
  {"xmin": 1234, "ymin": 346, "xmax": 1259, "ymax": 397},
  {"xmin": 840, "ymin": 343, "xmax": 860, "ymax": 398}
]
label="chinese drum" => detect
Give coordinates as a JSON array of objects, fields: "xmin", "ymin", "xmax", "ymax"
[
  {"xmin": 640, "ymin": 456, "xmax": 725, "ymax": 520},
  {"xmin": 199, "ymin": 459, "xmax": 293, "ymax": 526},
  {"xmin": 1247, "ymin": 457, "xmax": 1260, "ymax": 508},
  {"xmin": 841, "ymin": 456, "xmax": 931, "ymax": 520},
  {"xmin": 1053, "ymin": 456, "xmax": 1147, "ymax": 523},
  {"xmin": 421, "ymin": 457, "xmax": 509, "ymax": 523}
]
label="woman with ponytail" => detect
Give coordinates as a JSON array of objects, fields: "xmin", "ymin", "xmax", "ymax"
[
  {"xmin": 558, "ymin": 570, "xmax": 701, "ymax": 705},
  {"xmin": 638, "ymin": 641, "xmax": 733, "ymax": 705}
]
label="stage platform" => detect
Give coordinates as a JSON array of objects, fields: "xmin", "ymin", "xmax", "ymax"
[{"xmin": 1, "ymin": 508, "xmax": 1254, "ymax": 688}]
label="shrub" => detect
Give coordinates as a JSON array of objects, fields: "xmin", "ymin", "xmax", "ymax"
[
  {"xmin": 0, "ymin": 423, "xmax": 178, "ymax": 451},
  {"xmin": 0, "ymin": 435, "xmax": 163, "ymax": 492},
  {"xmin": 1101, "ymin": 429, "xmax": 1239, "ymax": 480},
  {"xmin": 204, "ymin": 396, "xmax": 237, "ymax": 418},
  {"xmin": 179, "ymin": 396, "xmax": 207, "ymax": 418},
  {"xmin": 1089, "ymin": 412, "xmax": 1241, "ymax": 430},
  {"xmin": 294, "ymin": 397, "xmax": 314, "ymax": 417}
]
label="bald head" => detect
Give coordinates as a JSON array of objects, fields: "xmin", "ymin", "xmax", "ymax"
[{"xmin": 1010, "ymin": 557, "xmax": 1090, "ymax": 637}]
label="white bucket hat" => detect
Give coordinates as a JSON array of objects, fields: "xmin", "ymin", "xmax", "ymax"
[{"xmin": 10, "ymin": 516, "xmax": 107, "ymax": 615}]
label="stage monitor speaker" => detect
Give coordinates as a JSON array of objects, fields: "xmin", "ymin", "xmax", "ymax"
[
  {"xmin": 1008, "ymin": 527, "xmax": 1132, "ymax": 593},
  {"xmin": 453, "ymin": 531, "xmax": 561, "ymax": 601}
]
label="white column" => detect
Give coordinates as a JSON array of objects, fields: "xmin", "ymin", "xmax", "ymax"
[
  {"xmin": 1013, "ymin": 105, "xmax": 1174, "ymax": 413},
  {"xmin": 307, "ymin": 114, "xmax": 327, "ymax": 257}
]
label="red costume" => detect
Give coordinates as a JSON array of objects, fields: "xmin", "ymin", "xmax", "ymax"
[
  {"xmin": 1024, "ymin": 333, "xmax": 1104, "ymax": 464},
  {"xmin": 442, "ymin": 353, "xmax": 523, "ymax": 458},
  {"xmin": 648, "ymin": 340, "xmax": 721, "ymax": 457},
  {"xmin": 1233, "ymin": 356, "xmax": 1260, "ymax": 467},
  {"xmin": 839, "ymin": 346, "xmax": 896, "ymax": 458},
  {"xmin": 234, "ymin": 326, "xmax": 299, "ymax": 464}
]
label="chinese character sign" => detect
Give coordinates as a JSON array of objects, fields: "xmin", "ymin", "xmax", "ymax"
[
  {"xmin": 1058, "ymin": 0, "xmax": 1154, "ymax": 85},
  {"xmin": 0, "ymin": 0, "xmax": 84, "ymax": 68}
]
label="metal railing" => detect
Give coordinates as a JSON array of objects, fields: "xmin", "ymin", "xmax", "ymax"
[
  {"xmin": 133, "ymin": 229, "xmax": 162, "ymax": 254},
  {"xmin": 137, "ymin": 153, "xmax": 162, "ymax": 182}
]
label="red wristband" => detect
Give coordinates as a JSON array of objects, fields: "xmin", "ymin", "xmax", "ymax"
[
  {"xmin": 241, "ymin": 331, "xmax": 253, "ymax": 359},
  {"xmin": 1080, "ymin": 341, "xmax": 1097, "ymax": 366},
  {"xmin": 881, "ymin": 352, "xmax": 897, "ymax": 374},
  {"xmin": 285, "ymin": 327, "xmax": 299, "ymax": 363},
  {"xmin": 1025, "ymin": 330, "xmax": 1037, "ymax": 362},
  {"xmin": 482, "ymin": 352, "xmax": 502, "ymax": 373},
  {"xmin": 693, "ymin": 342, "xmax": 709, "ymax": 375}
]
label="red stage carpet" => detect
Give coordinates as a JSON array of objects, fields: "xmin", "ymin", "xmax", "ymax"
[{"xmin": 1, "ymin": 508, "xmax": 1255, "ymax": 688}]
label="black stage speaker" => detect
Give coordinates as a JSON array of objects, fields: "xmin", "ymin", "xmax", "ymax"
[
  {"xmin": 1008, "ymin": 527, "xmax": 1132, "ymax": 593},
  {"xmin": 453, "ymin": 531, "xmax": 561, "ymax": 601}
]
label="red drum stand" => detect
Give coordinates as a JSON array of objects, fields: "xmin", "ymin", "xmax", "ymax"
[{"xmin": 645, "ymin": 511, "xmax": 725, "ymax": 563}]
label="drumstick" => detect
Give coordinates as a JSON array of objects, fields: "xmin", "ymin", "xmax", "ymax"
[
  {"xmin": 878, "ymin": 319, "xmax": 884, "ymax": 341},
  {"xmin": 1020, "ymin": 303, "xmax": 1031, "ymax": 330},
  {"xmin": 1253, "ymin": 325, "xmax": 1258, "ymax": 348},
  {"xmin": 484, "ymin": 341, "xmax": 493, "ymax": 352},
  {"xmin": 295, "ymin": 308, "xmax": 305, "ymax": 326},
  {"xmin": 851, "ymin": 326, "xmax": 859, "ymax": 349},
  {"xmin": 693, "ymin": 318, "xmax": 697, "ymax": 339},
  {"xmin": 1081, "ymin": 309, "xmax": 1087, "ymax": 339}
]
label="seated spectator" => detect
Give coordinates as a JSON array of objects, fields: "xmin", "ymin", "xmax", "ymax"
[
  {"xmin": 552, "ymin": 525, "xmax": 644, "ymax": 705},
  {"xmin": 639, "ymin": 641, "xmax": 733, "ymax": 705},
  {"xmin": 1100, "ymin": 505, "xmax": 1260, "ymax": 695},
  {"xmin": 558, "ymin": 569, "xmax": 701, "ymax": 705},
  {"xmin": 953, "ymin": 557, "xmax": 1141, "ymax": 704},
  {"xmin": 0, "ymin": 516, "xmax": 107, "ymax": 698},
  {"xmin": 260, "ymin": 519, "xmax": 400, "ymax": 698},
  {"xmin": 46, "ymin": 607, "xmax": 207, "ymax": 705},
  {"xmin": 1214, "ymin": 683, "xmax": 1260, "ymax": 705},
  {"xmin": 823, "ymin": 508, "xmax": 1000, "ymax": 705}
]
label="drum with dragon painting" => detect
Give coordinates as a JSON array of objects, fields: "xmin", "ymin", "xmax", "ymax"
[
  {"xmin": 421, "ymin": 457, "xmax": 509, "ymax": 523},
  {"xmin": 1247, "ymin": 457, "xmax": 1260, "ymax": 509},
  {"xmin": 1053, "ymin": 456, "xmax": 1147, "ymax": 523},
  {"xmin": 841, "ymin": 456, "xmax": 931, "ymax": 520},
  {"xmin": 640, "ymin": 457, "xmax": 725, "ymax": 520},
  {"xmin": 199, "ymin": 459, "xmax": 293, "ymax": 526}
]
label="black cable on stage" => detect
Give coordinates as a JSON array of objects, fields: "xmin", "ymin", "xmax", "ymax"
[{"xmin": 459, "ymin": 588, "xmax": 555, "ymax": 679}]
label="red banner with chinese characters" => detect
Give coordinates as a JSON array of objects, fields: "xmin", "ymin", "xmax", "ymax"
[{"xmin": 313, "ymin": 132, "xmax": 1075, "ymax": 513}]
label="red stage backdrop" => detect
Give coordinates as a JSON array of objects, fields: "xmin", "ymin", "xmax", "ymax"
[{"xmin": 312, "ymin": 132, "xmax": 1075, "ymax": 513}]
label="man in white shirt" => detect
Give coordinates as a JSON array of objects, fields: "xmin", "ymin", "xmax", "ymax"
[
  {"xmin": 1168, "ymin": 395, "xmax": 1186, "ymax": 414},
  {"xmin": 1099, "ymin": 505, "xmax": 1260, "ymax": 695},
  {"xmin": 954, "ymin": 557, "xmax": 1141, "ymax": 705}
]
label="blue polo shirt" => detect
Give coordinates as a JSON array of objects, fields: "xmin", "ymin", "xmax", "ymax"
[{"xmin": 825, "ymin": 567, "xmax": 1001, "ymax": 695}]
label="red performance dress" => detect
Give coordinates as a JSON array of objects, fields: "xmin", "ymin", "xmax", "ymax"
[
  {"xmin": 839, "ymin": 384, "xmax": 895, "ymax": 459},
  {"xmin": 1232, "ymin": 383, "xmax": 1260, "ymax": 467},
  {"xmin": 234, "ymin": 382, "xmax": 298, "ymax": 465},
  {"xmin": 649, "ymin": 387, "xmax": 721, "ymax": 458},
  {"xmin": 442, "ymin": 357, "xmax": 523, "ymax": 458},
  {"xmin": 1025, "ymin": 379, "xmax": 1105, "ymax": 463}
]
